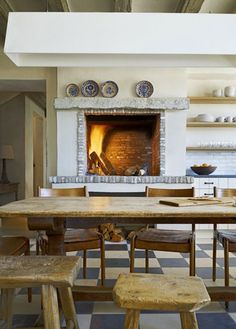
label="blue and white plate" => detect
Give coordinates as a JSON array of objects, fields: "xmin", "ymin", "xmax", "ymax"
[
  {"xmin": 81, "ymin": 80, "xmax": 99, "ymax": 97},
  {"xmin": 100, "ymin": 81, "xmax": 119, "ymax": 98},
  {"xmin": 66, "ymin": 83, "xmax": 79, "ymax": 97},
  {"xmin": 136, "ymin": 80, "xmax": 154, "ymax": 98}
]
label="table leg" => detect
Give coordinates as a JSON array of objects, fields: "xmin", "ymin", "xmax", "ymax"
[
  {"xmin": 46, "ymin": 218, "xmax": 66, "ymax": 256},
  {"xmin": 46, "ymin": 231, "xmax": 65, "ymax": 255},
  {"xmin": 28, "ymin": 217, "xmax": 66, "ymax": 256}
]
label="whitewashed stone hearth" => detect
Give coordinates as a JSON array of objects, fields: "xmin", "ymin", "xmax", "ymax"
[{"xmin": 49, "ymin": 175, "xmax": 193, "ymax": 184}]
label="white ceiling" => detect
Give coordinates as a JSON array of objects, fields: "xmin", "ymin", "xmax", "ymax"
[{"xmin": 4, "ymin": 0, "xmax": 236, "ymax": 13}]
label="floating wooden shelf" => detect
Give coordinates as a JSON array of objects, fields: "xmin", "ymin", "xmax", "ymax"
[
  {"xmin": 189, "ymin": 96, "xmax": 236, "ymax": 104},
  {"xmin": 186, "ymin": 147, "xmax": 236, "ymax": 151},
  {"xmin": 187, "ymin": 122, "xmax": 236, "ymax": 128}
]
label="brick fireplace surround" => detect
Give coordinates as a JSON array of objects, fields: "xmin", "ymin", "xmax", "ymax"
[{"xmin": 50, "ymin": 97, "xmax": 193, "ymax": 185}]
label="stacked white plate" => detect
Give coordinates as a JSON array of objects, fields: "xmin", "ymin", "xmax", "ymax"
[{"xmin": 196, "ymin": 114, "xmax": 215, "ymax": 122}]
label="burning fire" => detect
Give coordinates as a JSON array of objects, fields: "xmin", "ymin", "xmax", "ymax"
[{"xmin": 88, "ymin": 125, "xmax": 108, "ymax": 157}]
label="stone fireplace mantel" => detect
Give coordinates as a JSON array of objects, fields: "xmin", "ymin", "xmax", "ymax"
[{"xmin": 54, "ymin": 97, "xmax": 189, "ymax": 111}]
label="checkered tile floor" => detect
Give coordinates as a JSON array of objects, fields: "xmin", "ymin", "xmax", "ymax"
[{"xmin": 8, "ymin": 238, "xmax": 236, "ymax": 328}]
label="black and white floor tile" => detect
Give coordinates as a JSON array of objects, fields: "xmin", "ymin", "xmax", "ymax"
[{"xmin": 9, "ymin": 239, "xmax": 236, "ymax": 328}]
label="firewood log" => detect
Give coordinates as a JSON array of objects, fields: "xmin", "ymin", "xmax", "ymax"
[
  {"xmin": 90, "ymin": 151, "xmax": 109, "ymax": 175},
  {"xmin": 124, "ymin": 165, "xmax": 140, "ymax": 176},
  {"xmin": 101, "ymin": 152, "xmax": 117, "ymax": 175}
]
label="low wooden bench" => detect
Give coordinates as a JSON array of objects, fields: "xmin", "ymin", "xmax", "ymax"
[
  {"xmin": 0, "ymin": 256, "xmax": 80, "ymax": 329},
  {"xmin": 113, "ymin": 273, "xmax": 210, "ymax": 329}
]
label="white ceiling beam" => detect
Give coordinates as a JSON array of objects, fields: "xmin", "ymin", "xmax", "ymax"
[
  {"xmin": 48, "ymin": 0, "xmax": 70, "ymax": 12},
  {"xmin": 175, "ymin": 0, "xmax": 205, "ymax": 13},
  {"xmin": 5, "ymin": 13, "xmax": 236, "ymax": 67},
  {"xmin": 114, "ymin": 0, "xmax": 132, "ymax": 12}
]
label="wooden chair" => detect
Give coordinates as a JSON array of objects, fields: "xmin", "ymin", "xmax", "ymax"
[
  {"xmin": 212, "ymin": 187, "xmax": 236, "ymax": 307},
  {"xmin": 130, "ymin": 187, "xmax": 196, "ymax": 276},
  {"xmin": 37, "ymin": 186, "xmax": 105, "ymax": 285},
  {"xmin": 0, "ymin": 256, "xmax": 80, "ymax": 329},
  {"xmin": 0, "ymin": 236, "xmax": 32, "ymax": 303},
  {"xmin": 113, "ymin": 273, "xmax": 210, "ymax": 329}
]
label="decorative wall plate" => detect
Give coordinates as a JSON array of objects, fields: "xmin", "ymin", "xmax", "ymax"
[
  {"xmin": 66, "ymin": 83, "xmax": 79, "ymax": 97},
  {"xmin": 81, "ymin": 80, "xmax": 99, "ymax": 97},
  {"xmin": 135, "ymin": 80, "xmax": 154, "ymax": 98},
  {"xmin": 100, "ymin": 81, "xmax": 119, "ymax": 98}
]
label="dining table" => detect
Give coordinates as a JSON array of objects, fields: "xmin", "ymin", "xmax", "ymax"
[{"xmin": 0, "ymin": 196, "xmax": 236, "ymax": 302}]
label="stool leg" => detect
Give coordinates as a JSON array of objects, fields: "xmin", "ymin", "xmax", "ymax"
[
  {"xmin": 58, "ymin": 287, "xmax": 79, "ymax": 329},
  {"xmin": 130, "ymin": 236, "xmax": 135, "ymax": 273},
  {"xmin": 224, "ymin": 239, "xmax": 229, "ymax": 309},
  {"xmin": 24, "ymin": 241, "xmax": 32, "ymax": 303},
  {"xmin": 0, "ymin": 288, "xmax": 15, "ymax": 329},
  {"xmin": 124, "ymin": 309, "xmax": 140, "ymax": 329},
  {"xmin": 212, "ymin": 224, "xmax": 217, "ymax": 281},
  {"xmin": 180, "ymin": 312, "xmax": 198, "ymax": 329},
  {"xmin": 190, "ymin": 236, "xmax": 195, "ymax": 276},
  {"xmin": 42, "ymin": 284, "xmax": 61, "ymax": 329},
  {"xmin": 145, "ymin": 249, "xmax": 149, "ymax": 273},
  {"xmin": 100, "ymin": 236, "xmax": 105, "ymax": 286},
  {"xmin": 83, "ymin": 250, "xmax": 87, "ymax": 279}
]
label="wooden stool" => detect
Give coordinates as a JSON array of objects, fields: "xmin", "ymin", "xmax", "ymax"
[
  {"xmin": 0, "ymin": 236, "xmax": 32, "ymax": 303},
  {"xmin": 113, "ymin": 273, "xmax": 210, "ymax": 329},
  {"xmin": 0, "ymin": 256, "xmax": 80, "ymax": 329}
]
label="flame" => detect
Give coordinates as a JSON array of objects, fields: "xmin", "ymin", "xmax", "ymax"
[{"xmin": 89, "ymin": 125, "xmax": 108, "ymax": 157}]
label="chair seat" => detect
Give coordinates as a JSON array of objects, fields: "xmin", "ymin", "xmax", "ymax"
[
  {"xmin": 217, "ymin": 230, "xmax": 236, "ymax": 244},
  {"xmin": 136, "ymin": 228, "xmax": 192, "ymax": 244},
  {"xmin": 40, "ymin": 228, "xmax": 100, "ymax": 244},
  {"xmin": 65, "ymin": 228, "xmax": 100, "ymax": 243},
  {"xmin": 0, "ymin": 237, "xmax": 29, "ymax": 256}
]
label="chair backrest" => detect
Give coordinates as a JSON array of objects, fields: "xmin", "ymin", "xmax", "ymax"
[
  {"xmin": 145, "ymin": 186, "xmax": 195, "ymax": 197},
  {"xmin": 214, "ymin": 187, "xmax": 236, "ymax": 197},
  {"xmin": 38, "ymin": 186, "xmax": 88, "ymax": 197}
]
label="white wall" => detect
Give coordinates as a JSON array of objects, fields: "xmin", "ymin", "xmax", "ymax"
[
  {"xmin": 0, "ymin": 47, "xmax": 57, "ymax": 183},
  {"xmin": 0, "ymin": 95, "xmax": 25, "ymax": 199},
  {"xmin": 57, "ymin": 67, "xmax": 187, "ymax": 176}
]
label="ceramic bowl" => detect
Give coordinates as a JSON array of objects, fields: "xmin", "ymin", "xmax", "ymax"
[
  {"xmin": 224, "ymin": 86, "xmax": 235, "ymax": 97},
  {"xmin": 212, "ymin": 89, "xmax": 223, "ymax": 97},
  {"xmin": 196, "ymin": 114, "xmax": 215, "ymax": 122},
  {"xmin": 215, "ymin": 116, "xmax": 225, "ymax": 122},
  {"xmin": 191, "ymin": 166, "xmax": 217, "ymax": 175}
]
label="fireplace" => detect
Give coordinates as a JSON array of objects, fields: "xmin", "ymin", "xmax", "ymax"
[
  {"xmin": 87, "ymin": 115, "xmax": 160, "ymax": 176},
  {"xmin": 52, "ymin": 97, "xmax": 190, "ymax": 185}
]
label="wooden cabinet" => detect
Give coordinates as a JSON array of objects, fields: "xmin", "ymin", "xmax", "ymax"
[{"xmin": 0, "ymin": 183, "xmax": 19, "ymax": 205}]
